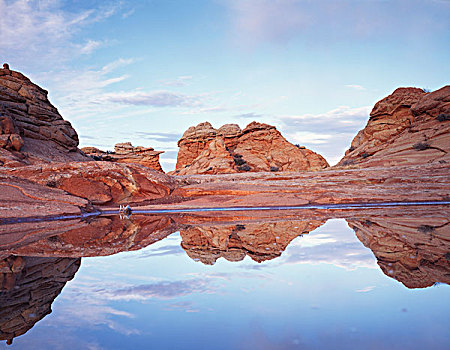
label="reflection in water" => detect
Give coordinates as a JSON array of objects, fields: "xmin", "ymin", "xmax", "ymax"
[
  {"xmin": 180, "ymin": 220, "xmax": 324, "ymax": 264},
  {"xmin": 347, "ymin": 216, "xmax": 450, "ymax": 288},
  {"xmin": 0, "ymin": 256, "xmax": 80, "ymax": 344},
  {"xmin": 0, "ymin": 205, "xmax": 448, "ymax": 346}
]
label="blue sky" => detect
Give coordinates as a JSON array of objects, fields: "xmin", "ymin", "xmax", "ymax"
[{"xmin": 1, "ymin": 0, "xmax": 449, "ymax": 170}]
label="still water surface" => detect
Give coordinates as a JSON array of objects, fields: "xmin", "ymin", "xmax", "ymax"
[{"xmin": 1, "ymin": 211, "xmax": 449, "ymax": 349}]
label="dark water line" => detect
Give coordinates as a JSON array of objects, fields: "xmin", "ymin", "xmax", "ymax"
[
  {"xmin": 2, "ymin": 200, "xmax": 448, "ymax": 226},
  {"xmin": 116, "ymin": 200, "xmax": 450, "ymax": 214}
]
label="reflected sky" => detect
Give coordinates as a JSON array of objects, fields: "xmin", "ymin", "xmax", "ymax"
[{"xmin": 2, "ymin": 219, "xmax": 449, "ymax": 350}]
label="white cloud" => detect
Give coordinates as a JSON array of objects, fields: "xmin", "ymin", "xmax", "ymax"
[
  {"xmin": 345, "ymin": 84, "xmax": 366, "ymax": 91},
  {"xmin": 278, "ymin": 105, "xmax": 370, "ymax": 164},
  {"xmin": 160, "ymin": 76, "xmax": 194, "ymax": 87},
  {"xmin": 0, "ymin": 0, "xmax": 130, "ymax": 68},
  {"xmin": 103, "ymin": 90, "xmax": 202, "ymax": 107}
]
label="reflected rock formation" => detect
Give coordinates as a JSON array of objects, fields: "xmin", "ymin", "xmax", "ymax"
[
  {"xmin": 348, "ymin": 215, "xmax": 450, "ymax": 288},
  {"xmin": 5, "ymin": 215, "xmax": 176, "ymax": 258},
  {"xmin": 180, "ymin": 220, "xmax": 324, "ymax": 265},
  {"xmin": 0, "ymin": 255, "xmax": 80, "ymax": 344}
]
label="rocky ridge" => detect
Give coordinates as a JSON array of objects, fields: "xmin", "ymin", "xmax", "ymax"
[
  {"xmin": 82, "ymin": 142, "xmax": 164, "ymax": 172},
  {"xmin": 338, "ymin": 86, "xmax": 450, "ymax": 167},
  {"xmin": 172, "ymin": 121, "xmax": 329, "ymax": 175}
]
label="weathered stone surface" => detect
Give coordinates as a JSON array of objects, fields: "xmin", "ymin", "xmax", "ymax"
[
  {"xmin": 347, "ymin": 212, "xmax": 450, "ymax": 288},
  {"xmin": 0, "ymin": 173, "xmax": 89, "ymax": 219},
  {"xmin": 4, "ymin": 162, "xmax": 176, "ymax": 205},
  {"xmin": 180, "ymin": 220, "xmax": 324, "ymax": 265},
  {"xmin": 0, "ymin": 66, "xmax": 89, "ymax": 165},
  {"xmin": 82, "ymin": 142, "xmax": 164, "ymax": 172},
  {"xmin": 151, "ymin": 163, "xmax": 450, "ymax": 211},
  {"xmin": 338, "ymin": 86, "xmax": 450, "ymax": 167},
  {"xmin": 0, "ymin": 256, "xmax": 80, "ymax": 343},
  {"xmin": 172, "ymin": 121, "xmax": 329, "ymax": 175}
]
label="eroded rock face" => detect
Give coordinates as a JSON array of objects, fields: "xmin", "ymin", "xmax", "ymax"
[
  {"xmin": 180, "ymin": 220, "xmax": 324, "ymax": 265},
  {"xmin": 0, "ymin": 256, "xmax": 80, "ymax": 343},
  {"xmin": 347, "ymin": 214, "xmax": 450, "ymax": 289},
  {"xmin": 172, "ymin": 121, "xmax": 329, "ymax": 175},
  {"xmin": 0, "ymin": 66, "xmax": 88, "ymax": 166},
  {"xmin": 82, "ymin": 142, "xmax": 164, "ymax": 172},
  {"xmin": 5, "ymin": 161, "xmax": 176, "ymax": 205},
  {"xmin": 338, "ymin": 86, "xmax": 450, "ymax": 167}
]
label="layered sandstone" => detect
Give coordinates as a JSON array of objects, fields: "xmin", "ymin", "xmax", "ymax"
[
  {"xmin": 338, "ymin": 86, "xmax": 450, "ymax": 167},
  {"xmin": 82, "ymin": 142, "xmax": 164, "ymax": 172},
  {"xmin": 0, "ymin": 65, "xmax": 88, "ymax": 166},
  {"xmin": 180, "ymin": 220, "xmax": 324, "ymax": 265},
  {"xmin": 348, "ymin": 213, "xmax": 450, "ymax": 288},
  {"xmin": 172, "ymin": 121, "xmax": 329, "ymax": 175},
  {"xmin": 0, "ymin": 256, "xmax": 80, "ymax": 344},
  {"xmin": 3, "ymin": 161, "xmax": 176, "ymax": 205}
]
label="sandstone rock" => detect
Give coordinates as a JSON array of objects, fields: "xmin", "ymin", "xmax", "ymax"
[
  {"xmin": 4, "ymin": 161, "xmax": 176, "ymax": 205},
  {"xmin": 0, "ymin": 256, "xmax": 80, "ymax": 343},
  {"xmin": 82, "ymin": 142, "xmax": 164, "ymax": 172},
  {"xmin": 338, "ymin": 86, "xmax": 450, "ymax": 167},
  {"xmin": 0, "ymin": 66, "xmax": 89, "ymax": 165},
  {"xmin": 172, "ymin": 121, "xmax": 329, "ymax": 175},
  {"xmin": 347, "ymin": 212, "xmax": 450, "ymax": 289}
]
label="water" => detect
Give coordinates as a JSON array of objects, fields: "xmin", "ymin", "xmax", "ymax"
[{"xmin": 0, "ymin": 206, "xmax": 449, "ymax": 349}]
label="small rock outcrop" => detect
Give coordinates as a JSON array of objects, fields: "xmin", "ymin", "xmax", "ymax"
[
  {"xmin": 0, "ymin": 65, "xmax": 89, "ymax": 166},
  {"xmin": 172, "ymin": 121, "xmax": 329, "ymax": 175},
  {"xmin": 82, "ymin": 142, "xmax": 164, "ymax": 172},
  {"xmin": 338, "ymin": 86, "xmax": 450, "ymax": 167}
]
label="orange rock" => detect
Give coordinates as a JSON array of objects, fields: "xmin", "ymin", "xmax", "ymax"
[
  {"xmin": 172, "ymin": 121, "xmax": 329, "ymax": 175},
  {"xmin": 5, "ymin": 161, "xmax": 176, "ymax": 205},
  {"xmin": 0, "ymin": 66, "xmax": 89, "ymax": 165},
  {"xmin": 82, "ymin": 142, "xmax": 164, "ymax": 172},
  {"xmin": 338, "ymin": 86, "xmax": 450, "ymax": 167}
]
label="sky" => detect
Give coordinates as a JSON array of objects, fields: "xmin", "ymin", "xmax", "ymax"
[{"xmin": 0, "ymin": 0, "xmax": 449, "ymax": 170}]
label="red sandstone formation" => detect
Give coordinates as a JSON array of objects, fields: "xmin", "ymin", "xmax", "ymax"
[
  {"xmin": 0, "ymin": 256, "xmax": 80, "ymax": 343},
  {"xmin": 180, "ymin": 220, "xmax": 324, "ymax": 265},
  {"xmin": 4, "ymin": 161, "xmax": 175, "ymax": 205},
  {"xmin": 82, "ymin": 142, "xmax": 164, "ymax": 172},
  {"xmin": 0, "ymin": 66, "xmax": 88, "ymax": 166},
  {"xmin": 347, "ymin": 213, "xmax": 450, "ymax": 289},
  {"xmin": 171, "ymin": 121, "xmax": 329, "ymax": 175},
  {"xmin": 338, "ymin": 86, "xmax": 450, "ymax": 167}
]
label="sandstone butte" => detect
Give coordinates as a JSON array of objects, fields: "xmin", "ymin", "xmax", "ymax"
[
  {"xmin": 82, "ymin": 142, "xmax": 164, "ymax": 172},
  {"xmin": 170, "ymin": 121, "xmax": 329, "ymax": 175}
]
